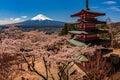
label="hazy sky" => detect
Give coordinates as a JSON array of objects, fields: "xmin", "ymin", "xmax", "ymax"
[{"xmin": 0, "ymin": 0, "xmax": 120, "ymax": 24}]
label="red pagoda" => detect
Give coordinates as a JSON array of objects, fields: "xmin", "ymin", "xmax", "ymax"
[{"xmin": 68, "ymin": 0, "xmax": 109, "ymax": 47}]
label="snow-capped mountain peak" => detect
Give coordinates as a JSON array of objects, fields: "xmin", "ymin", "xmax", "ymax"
[{"xmin": 31, "ymin": 14, "xmax": 53, "ymax": 21}]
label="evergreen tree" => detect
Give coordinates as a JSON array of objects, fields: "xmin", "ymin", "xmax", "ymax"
[{"xmin": 59, "ymin": 23, "xmax": 76, "ymax": 36}]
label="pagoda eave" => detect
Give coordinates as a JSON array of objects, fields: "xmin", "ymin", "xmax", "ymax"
[
  {"xmin": 68, "ymin": 39, "xmax": 87, "ymax": 47},
  {"xmin": 68, "ymin": 30, "xmax": 108, "ymax": 35},
  {"xmin": 71, "ymin": 10, "xmax": 105, "ymax": 17}
]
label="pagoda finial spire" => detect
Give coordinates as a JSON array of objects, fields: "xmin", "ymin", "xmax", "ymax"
[{"xmin": 86, "ymin": 0, "xmax": 90, "ymax": 10}]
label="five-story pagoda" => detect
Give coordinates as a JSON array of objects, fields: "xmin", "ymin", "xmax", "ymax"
[{"xmin": 68, "ymin": 0, "xmax": 109, "ymax": 47}]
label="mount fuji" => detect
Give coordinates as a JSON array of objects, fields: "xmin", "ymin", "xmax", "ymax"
[
  {"xmin": 31, "ymin": 14, "xmax": 53, "ymax": 21},
  {"xmin": 17, "ymin": 14, "xmax": 64, "ymax": 27},
  {"xmin": 15, "ymin": 14, "xmax": 65, "ymax": 33}
]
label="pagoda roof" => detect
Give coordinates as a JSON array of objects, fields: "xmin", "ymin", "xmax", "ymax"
[
  {"xmin": 68, "ymin": 39, "xmax": 87, "ymax": 47},
  {"xmin": 71, "ymin": 9, "xmax": 105, "ymax": 17},
  {"xmin": 68, "ymin": 38, "xmax": 110, "ymax": 47},
  {"xmin": 68, "ymin": 39, "xmax": 110, "ymax": 47},
  {"xmin": 68, "ymin": 30, "xmax": 108, "ymax": 34}
]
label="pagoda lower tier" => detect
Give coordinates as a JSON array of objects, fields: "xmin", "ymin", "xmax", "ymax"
[
  {"xmin": 68, "ymin": 30, "xmax": 110, "ymax": 47},
  {"xmin": 69, "ymin": 30, "xmax": 108, "ymax": 35},
  {"xmin": 68, "ymin": 38, "xmax": 110, "ymax": 47}
]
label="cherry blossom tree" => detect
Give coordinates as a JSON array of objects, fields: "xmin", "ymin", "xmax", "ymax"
[
  {"xmin": 107, "ymin": 18, "xmax": 120, "ymax": 48},
  {"xmin": 76, "ymin": 50, "xmax": 113, "ymax": 80},
  {"xmin": 0, "ymin": 26, "xmax": 113, "ymax": 80}
]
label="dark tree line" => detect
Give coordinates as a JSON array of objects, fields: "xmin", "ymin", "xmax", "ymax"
[{"xmin": 59, "ymin": 23, "xmax": 76, "ymax": 36}]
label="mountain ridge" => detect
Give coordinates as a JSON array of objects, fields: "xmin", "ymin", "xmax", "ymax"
[
  {"xmin": 0, "ymin": 14, "xmax": 66, "ymax": 33},
  {"xmin": 13, "ymin": 14, "xmax": 65, "ymax": 33},
  {"xmin": 31, "ymin": 14, "xmax": 53, "ymax": 21}
]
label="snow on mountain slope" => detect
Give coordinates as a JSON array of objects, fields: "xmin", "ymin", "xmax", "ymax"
[{"xmin": 31, "ymin": 14, "xmax": 53, "ymax": 21}]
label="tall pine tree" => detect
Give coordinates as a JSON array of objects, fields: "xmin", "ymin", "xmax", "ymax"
[{"xmin": 59, "ymin": 23, "xmax": 76, "ymax": 36}]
